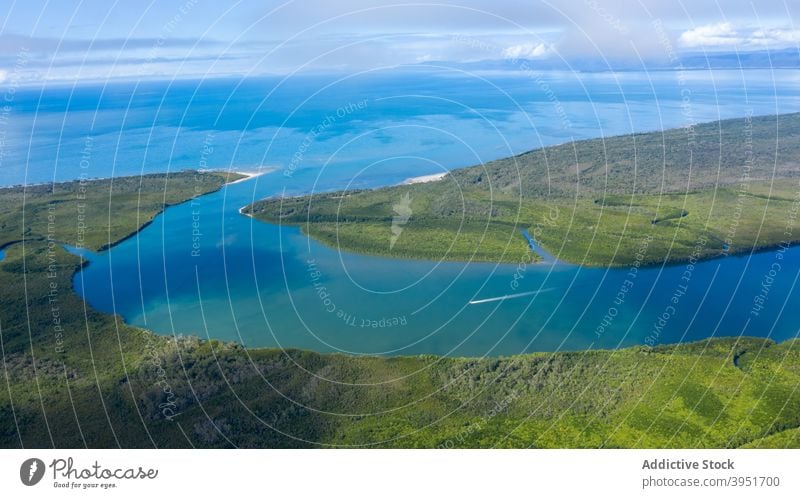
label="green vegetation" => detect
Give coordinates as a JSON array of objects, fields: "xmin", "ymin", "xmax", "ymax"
[
  {"xmin": 0, "ymin": 171, "xmax": 242, "ymax": 251},
  {"xmin": 1, "ymin": 166, "xmax": 799, "ymax": 448},
  {"xmin": 246, "ymin": 113, "xmax": 800, "ymax": 266},
  {"xmin": 0, "ymin": 170, "xmax": 241, "ymax": 446},
  {"xmin": 244, "ymin": 186, "xmax": 535, "ymax": 264}
]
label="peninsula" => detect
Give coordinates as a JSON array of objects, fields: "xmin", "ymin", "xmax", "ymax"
[{"xmin": 245, "ymin": 113, "xmax": 800, "ymax": 266}]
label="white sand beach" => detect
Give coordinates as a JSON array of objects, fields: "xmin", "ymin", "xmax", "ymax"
[
  {"xmin": 402, "ymin": 172, "xmax": 448, "ymax": 184},
  {"xmin": 226, "ymin": 168, "xmax": 278, "ymax": 185}
]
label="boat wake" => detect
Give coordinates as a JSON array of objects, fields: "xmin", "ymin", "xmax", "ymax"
[{"xmin": 468, "ymin": 288, "xmax": 554, "ymax": 305}]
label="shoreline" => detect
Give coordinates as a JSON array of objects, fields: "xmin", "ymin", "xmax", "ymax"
[
  {"xmin": 0, "ymin": 168, "xmax": 277, "ymax": 191},
  {"xmin": 402, "ymin": 172, "xmax": 448, "ymax": 185},
  {"xmin": 226, "ymin": 167, "xmax": 279, "ymax": 185},
  {"xmin": 11, "ymin": 171, "xmax": 799, "ymax": 357}
]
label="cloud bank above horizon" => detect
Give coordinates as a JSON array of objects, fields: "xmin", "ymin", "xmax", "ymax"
[{"xmin": 0, "ymin": 0, "xmax": 797, "ymax": 84}]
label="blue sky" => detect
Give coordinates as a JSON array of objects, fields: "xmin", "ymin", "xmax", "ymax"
[{"xmin": 0, "ymin": 0, "xmax": 798, "ymax": 83}]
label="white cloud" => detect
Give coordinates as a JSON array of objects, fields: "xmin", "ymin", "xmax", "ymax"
[
  {"xmin": 501, "ymin": 42, "xmax": 549, "ymax": 59},
  {"xmin": 678, "ymin": 22, "xmax": 740, "ymax": 48},
  {"xmin": 678, "ymin": 22, "xmax": 800, "ymax": 49},
  {"xmin": 749, "ymin": 28, "xmax": 800, "ymax": 46}
]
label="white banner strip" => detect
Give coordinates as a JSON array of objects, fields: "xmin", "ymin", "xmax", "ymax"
[{"xmin": 1, "ymin": 449, "xmax": 798, "ymax": 497}]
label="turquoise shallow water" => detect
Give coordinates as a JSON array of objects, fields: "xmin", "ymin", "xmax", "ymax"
[
  {"xmin": 5, "ymin": 68, "xmax": 799, "ymax": 356},
  {"xmin": 69, "ymin": 170, "xmax": 800, "ymax": 357},
  {"xmin": 5, "ymin": 68, "xmax": 800, "ymax": 187}
]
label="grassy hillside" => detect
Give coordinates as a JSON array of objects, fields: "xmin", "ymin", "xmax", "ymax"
[
  {"xmin": 1, "ymin": 170, "xmax": 799, "ymax": 448},
  {"xmin": 246, "ymin": 113, "xmax": 800, "ymax": 266}
]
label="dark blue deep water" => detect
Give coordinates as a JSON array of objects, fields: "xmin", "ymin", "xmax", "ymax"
[{"xmin": 4, "ymin": 67, "xmax": 800, "ymax": 356}]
